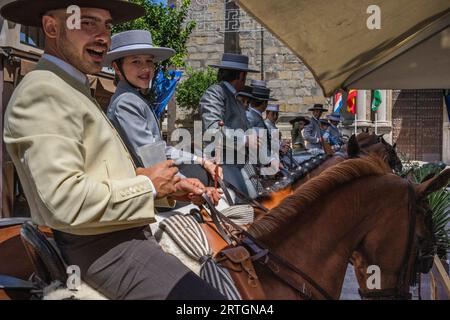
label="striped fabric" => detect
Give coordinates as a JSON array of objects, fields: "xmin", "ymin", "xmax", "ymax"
[
  {"xmin": 221, "ymin": 205, "xmax": 254, "ymax": 225},
  {"xmin": 159, "ymin": 214, "xmax": 241, "ymax": 300}
]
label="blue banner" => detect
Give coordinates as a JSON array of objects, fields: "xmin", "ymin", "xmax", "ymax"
[{"xmin": 152, "ymin": 70, "xmax": 183, "ymax": 119}]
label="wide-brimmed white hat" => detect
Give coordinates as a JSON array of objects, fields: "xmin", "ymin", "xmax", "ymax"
[{"xmin": 104, "ymin": 30, "xmax": 175, "ymax": 67}]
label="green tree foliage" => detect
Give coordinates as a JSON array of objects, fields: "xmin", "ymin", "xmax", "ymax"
[
  {"xmin": 176, "ymin": 68, "xmax": 218, "ymax": 116},
  {"xmin": 112, "ymin": 0, "xmax": 196, "ymax": 71}
]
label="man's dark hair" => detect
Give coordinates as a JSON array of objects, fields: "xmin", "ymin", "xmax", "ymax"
[
  {"xmin": 217, "ymin": 68, "xmax": 242, "ymax": 82},
  {"xmin": 252, "ymin": 99, "xmax": 266, "ymax": 108}
]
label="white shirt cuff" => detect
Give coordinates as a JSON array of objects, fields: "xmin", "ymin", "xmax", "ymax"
[{"xmin": 142, "ymin": 176, "xmax": 157, "ymax": 199}]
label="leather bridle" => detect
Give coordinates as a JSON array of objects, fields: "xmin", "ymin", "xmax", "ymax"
[
  {"xmin": 201, "ymin": 193, "xmax": 333, "ymax": 300},
  {"xmin": 358, "ymin": 182, "xmax": 429, "ymax": 300}
]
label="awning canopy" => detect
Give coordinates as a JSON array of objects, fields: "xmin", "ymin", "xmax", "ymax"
[{"xmin": 236, "ymin": 0, "xmax": 450, "ymax": 96}]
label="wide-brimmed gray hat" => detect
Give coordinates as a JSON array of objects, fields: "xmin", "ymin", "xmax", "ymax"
[
  {"xmin": 252, "ymin": 86, "xmax": 278, "ymax": 101},
  {"xmin": 104, "ymin": 30, "xmax": 175, "ymax": 66},
  {"xmin": 266, "ymin": 104, "xmax": 279, "ymax": 112},
  {"xmin": 250, "ymin": 79, "xmax": 267, "ymax": 88},
  {"xmin": 327, "ymin": 112, "xmax": 341, "ymax": 122},
  {"xmin": 308, "ymin": 104, "xmax": 328, "ymax": 112},
  {"xmin": 249, "ymin": 79, "xmax": 278, "ymax": 101},
  {"xmin": 210, "ymin": 53, "xmax": 259, "ymax": 73},
  {"xmin": 0, "ymin": 0, "xmax": 145, "ymax": 27},
  {"xmin": 237, "ymin": 85, "xmax": 254, "ymax": 99}
]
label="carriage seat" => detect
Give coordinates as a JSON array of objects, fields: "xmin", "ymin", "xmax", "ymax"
[
  {"xmin": 0, "ymin": 217, "xmax": 31, "ymax": 228},
  {"xmin": 20, "ymin": 221, "xmax": 67, "ymax": 286}
]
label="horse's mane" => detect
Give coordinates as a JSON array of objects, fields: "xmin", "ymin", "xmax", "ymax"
[{"xmin": 248, "ymin": 155, "xmax": 392, "ymax": 238}]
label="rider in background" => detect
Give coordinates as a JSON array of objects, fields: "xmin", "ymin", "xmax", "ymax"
[
  {"xmin": 236, "ymin": 85, "xmax": 253, "ymax": 110},
  {"xmin": 326, "ymin": 112, "xmax": 344, "ymax": 152},
  {"xmin": 264, "ymin": 104, "xmax": 280, "ymax": 131},
  {"xmin": 290, "ymin": 116, "xmax": 310, "ymax": 152},
  {"xmin": 2, "ymin": 1, "xmax": 224, "ymax": 300},
  {"xmin": 303, "ymin": 104, "xmax": 328, "ymax": 150}
]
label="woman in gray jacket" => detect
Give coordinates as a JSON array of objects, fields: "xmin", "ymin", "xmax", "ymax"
[{"xmin": 105, "ymin": 30, "xmax": 221, "ymax": 181}]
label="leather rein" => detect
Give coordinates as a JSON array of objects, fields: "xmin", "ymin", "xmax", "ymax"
[
  {"xmin": 201, "ymin": 193, "xmax": 333, "ymax": 300},
  {"xmin": 205, "ymin": 176, "xmax": 419, "ymax": 300}
]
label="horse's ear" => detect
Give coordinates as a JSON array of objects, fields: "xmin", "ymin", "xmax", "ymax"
[
  {"xmin": 347, "ymin": 134, "xmax": 360, "ymax": 158},
  {"xmin": 414, "ymin": 168, "xmax": 450, "ymax": 199}
]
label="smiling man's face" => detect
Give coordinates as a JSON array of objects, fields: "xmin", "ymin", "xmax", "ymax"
[{"xmin": 43, "ymin": 7, "xmax": 112, "ymax": 74}]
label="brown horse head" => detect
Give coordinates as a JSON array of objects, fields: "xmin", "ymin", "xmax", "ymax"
[
  {"xmin": 347, "ymin": 133, "xmax": 402, "ymax": 173},
  {"xmin": 247, "ymin": 156, "xmax": 449, "ymax": 299},
  {"xmin": 353, "ymin": 168, "xmax": 450, "ymax": 299}
]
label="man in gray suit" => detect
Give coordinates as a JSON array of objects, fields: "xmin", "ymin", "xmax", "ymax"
[
  {"xmin": 264, "ymin": 104, "xmax": 279, "ymax": 131},
  {"xmin": 246, "ymin": 86, "xmax": 273, "ymax": 130},
  {"xmin": 246, "ymin": 80, "xmax": 277, "ymax": 131},
  {"xmin": 245, "ymin": 82, "xmax": 282, "ymax": 183},
  {"xmin": 200, "ymin": 53, "xmax": 259, "ymax": 199},
  {"xmin": 303, "ymin": 104, "xmax": 328, "ymax": 150},
  {"xmin": 325, "ymin": 112, "xmax": 344, "ymax": 151}
]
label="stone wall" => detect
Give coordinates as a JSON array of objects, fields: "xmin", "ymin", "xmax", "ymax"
[{"xmin": 178, "ymin": 0, "xmax": 329, "ymax": 138}]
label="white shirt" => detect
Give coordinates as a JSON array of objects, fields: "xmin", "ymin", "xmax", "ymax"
[
  {"xmin": 42, "ymin": 54, "xmax": 89, "ymax": 86},
  {"xmin": 249, "ymin": 106, "xmax": 263, "ymax": 117}
]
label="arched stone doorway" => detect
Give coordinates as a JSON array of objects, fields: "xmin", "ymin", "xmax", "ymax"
[{"xmin": 392, "ymin": 89, "xmax": 443, "ymax": 162}]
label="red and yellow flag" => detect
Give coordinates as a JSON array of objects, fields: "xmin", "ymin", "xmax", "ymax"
[{"xmin": 347, "ymin": 89, "xmax": 357, "ymax": 115}]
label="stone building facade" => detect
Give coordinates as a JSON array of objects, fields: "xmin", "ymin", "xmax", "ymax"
[
  {"xmin": 175, "ymin": 0, "xmax": 328, "ymax": 137},
  {"xmin": 173, "ymin": 0, "xmax": 449, "ymax": 164}
]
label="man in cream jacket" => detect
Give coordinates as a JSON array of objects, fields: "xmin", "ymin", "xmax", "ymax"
[{"xmin": 1, "ymin": 0, "xmax": 224, "ymax": 300}]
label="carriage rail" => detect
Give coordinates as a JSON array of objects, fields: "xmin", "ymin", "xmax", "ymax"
[{"xmin": 429, "ymin": 255, "xmax": 450, "ymax": 300}]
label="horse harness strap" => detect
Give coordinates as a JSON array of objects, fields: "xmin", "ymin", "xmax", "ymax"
[
  {"xmin": 203, "ymin": 199, "xmax": 233, "ymax": 246},
  {"xmin": 201, "ymin": 194, "xmax": 333, "ymax": 300},
  {"xmin": 217, "ymin": 177, "xmax": 235, "ymax": 206}
]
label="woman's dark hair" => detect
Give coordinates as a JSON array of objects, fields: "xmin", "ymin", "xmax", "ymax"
[
  {"xmin": 217, "ymin": 68, "xmax": 242, "ymax": 82},
  {"xmin": 113, "ymin": 58, "xmax": 124, "ymax": 86}
]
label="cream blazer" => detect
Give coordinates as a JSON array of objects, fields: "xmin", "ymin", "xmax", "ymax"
[{"xmin": 4, "ymin": 58, "xmax": 172, "ymax": 235}]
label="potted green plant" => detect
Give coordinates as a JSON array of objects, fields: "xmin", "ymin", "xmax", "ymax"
[
  {"xmin": 176, "ymin": 67, "xmax": 218, "ymax": 121},
  {"xmin": 398, "ymin": 160, "xmax": 450, "ymax": 275}
]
